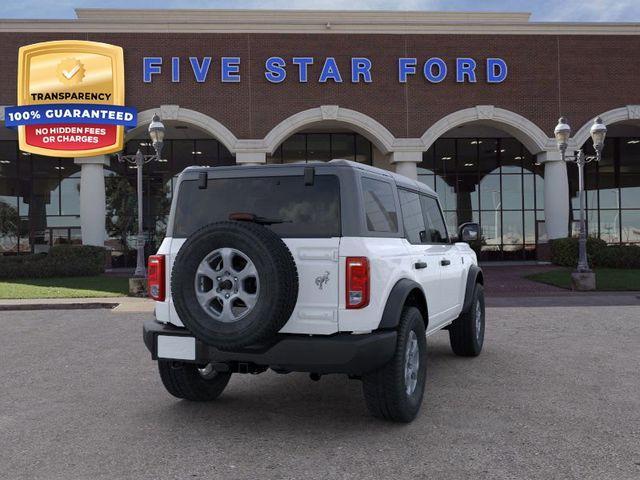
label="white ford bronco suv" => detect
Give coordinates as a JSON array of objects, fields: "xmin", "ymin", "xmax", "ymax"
[{"xmin": 143, "ymin": 159, "xmax": 484, "ymax": 422}]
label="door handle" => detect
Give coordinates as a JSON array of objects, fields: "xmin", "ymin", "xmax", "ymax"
[
  {"xmin": 440, "ymin": 259, "xmax": 451, "ymax": 266},
  {"xmin": 414, "ymin": 261, "xmax": 428, "ymax": 269}
]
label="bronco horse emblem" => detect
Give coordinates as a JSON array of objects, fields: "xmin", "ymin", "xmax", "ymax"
[{"xmin": 315, "ymin": 271, "xmax": 330, "ymax": 290}]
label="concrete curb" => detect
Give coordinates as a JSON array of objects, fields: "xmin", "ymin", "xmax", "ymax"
[
  {"xmin": 0, "ymin": 302, "xmax": 119, "ymax": 311},
  {"xmin": 486, "ymin": 293, "xmax": 640, "ymax": 308},
  {"xmin": 0, "ymin": 296, "xmax": 154, "ymax": 313}
]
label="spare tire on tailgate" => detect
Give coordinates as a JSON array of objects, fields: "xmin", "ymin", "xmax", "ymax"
[{"xmin": 171, "ymin": 221, "xmax": 298, "ymax": 350}]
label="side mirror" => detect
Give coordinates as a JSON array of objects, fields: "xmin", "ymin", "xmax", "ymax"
[{"xmin": 458, "ymin": 222, "xmax": 480, "ymax": 243}]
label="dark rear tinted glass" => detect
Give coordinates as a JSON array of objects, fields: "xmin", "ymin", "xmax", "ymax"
[{"xmin": 172, "ymin": 175, "xmax": 341, "ymax": 238}]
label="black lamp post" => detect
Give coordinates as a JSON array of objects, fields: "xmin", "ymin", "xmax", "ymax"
[
  {"xmin": 553, "ymin": 116, "xmax": 607, "ymax": 287},
  {"xmin": 117, "ymin": 113, "xmax": 165, "ymax": 277}
]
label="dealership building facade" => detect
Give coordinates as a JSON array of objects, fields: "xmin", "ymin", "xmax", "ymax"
[{"xmin": 0, "ymin": 9, "xmax": 639, "ymax": 263}]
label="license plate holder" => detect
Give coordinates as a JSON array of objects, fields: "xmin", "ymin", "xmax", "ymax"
[{"xmin": 157, "ymin": 335, "xmax": 196, "ymax": 361}]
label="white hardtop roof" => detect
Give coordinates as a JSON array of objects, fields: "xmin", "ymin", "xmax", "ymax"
[
  {"xmin": 327, "ymin": 159, "xmax": 436, "ymax": 196},
  {"xmin": 184, "ymin": 159, "xmax": 436, "ymax": 197}
]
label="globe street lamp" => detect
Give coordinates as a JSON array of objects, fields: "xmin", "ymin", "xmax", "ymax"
[
  {"xmin": 553, "ymin": 116, "xmax": 607, "ymax": 289},
  {"xmin": 117, "ymin": 113, "xmax": 165, "ymax": 278}
]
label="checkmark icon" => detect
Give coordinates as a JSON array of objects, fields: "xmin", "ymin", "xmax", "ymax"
[
  {"xmin": 57, "ymin": 59, "xmax": 85, "ymax": 85},
  {"xmin": 62, "ymin": 64, "xmax": 80, "ymax": 79}
]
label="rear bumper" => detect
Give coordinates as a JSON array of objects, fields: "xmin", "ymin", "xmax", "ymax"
[{"xmin": 143, "ymin": 320, "xmax": 397, "ymax": 375}]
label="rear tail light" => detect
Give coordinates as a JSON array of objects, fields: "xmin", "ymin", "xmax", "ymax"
[
  {"xmin": 346, "ymin": 257, "xmax": 369, "ymax": 309},
  {"xmin": 148, "ymin": 255, "xmax": 165, "ymax": 301}
]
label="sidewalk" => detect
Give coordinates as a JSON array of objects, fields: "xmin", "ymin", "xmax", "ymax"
[
  {"xmin": 0, "ymin": 296, "xmax": 154, "ymax": 313},
  {"xmin": 0, "ymin": 265, "xmax": 638, "ymax": 311},
  {"xmin": 481, "ymin": 264, "xmax": 567, "ymax": 297}
]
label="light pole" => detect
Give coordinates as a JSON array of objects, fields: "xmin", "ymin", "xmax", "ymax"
[
  {"xmin": 553, "ymin": 116, "xmax": 607, "ymax": 286},
  {"xmin": 117, "ymin": 113, "xmax": 166, "ymax": 277}
]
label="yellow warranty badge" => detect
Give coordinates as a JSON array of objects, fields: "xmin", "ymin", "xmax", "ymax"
[{"xmin": 17, "ymin": 40, "xmax": 126, "ymax": 157}]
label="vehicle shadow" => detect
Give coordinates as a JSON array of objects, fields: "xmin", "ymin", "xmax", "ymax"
[{"xmin": 140, "ymin": 335, "xmax": 495, "ymax": 434}]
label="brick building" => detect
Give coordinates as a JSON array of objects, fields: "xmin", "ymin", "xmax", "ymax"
[{"xmin": 0, "ymin": 9, "xmax": 639, "ymax": 262}]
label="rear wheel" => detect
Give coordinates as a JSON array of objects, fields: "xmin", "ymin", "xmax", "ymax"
[
  {"xmin": 158, "ymin": 360, "xmax": 232, "ymax": 401},
  {"xmin": 449, "ymin": 283, "xmax": 485, "ymax": 357},
  {"xmin": 362, "ymin": 306, "xmax": 427, "ymax": 423}
]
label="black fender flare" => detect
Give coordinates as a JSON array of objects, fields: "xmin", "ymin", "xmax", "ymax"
[
  {"xmin": 461, "ymin": 265, "xmax": 484, "ymax": 314},
  {"xmin": 378, "ymin": 279, "xmax": 427, "ymax": 330}
]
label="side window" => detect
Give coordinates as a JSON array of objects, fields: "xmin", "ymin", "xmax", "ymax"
[
  {"xmin": 361, "ymin": 177, "xmax": 398, "ymax": 233},
  {"xmin": 420, "ymin": 195, "xmax": 449, "ymax": 243},
  {"xmin": 399, "ymin": 189, "xmax": 427, "ymax": 244}
]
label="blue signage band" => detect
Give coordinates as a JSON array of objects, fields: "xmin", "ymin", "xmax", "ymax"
[{"xmin": 5, "ymin": 104, "xmax": 138, "ymax": 128}]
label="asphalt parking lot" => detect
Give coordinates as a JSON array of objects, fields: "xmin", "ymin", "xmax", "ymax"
[{"xmin": 1, "ymin": 305, "xmax": 639, "ymax": 480}]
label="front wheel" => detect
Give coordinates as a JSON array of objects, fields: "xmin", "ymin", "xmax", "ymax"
[
  {"xmin": 158, "ymin": 360, "xmax": 232, "ymax": 401},
  {"xmin": 449, "ymin": 283, "xmax": 485, "ymax": 357},
  {"xmin": 362, "ymin": 306, "xmax": 427, "ymax": 423}
]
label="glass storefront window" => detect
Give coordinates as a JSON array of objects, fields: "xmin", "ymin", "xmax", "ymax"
[
  {"xmin": 282, "ymin": 134, "xmax": 306, "ymax": 163},
  {"xmin": 417, "ymin": 171, "xmax": 435, "ymax": 190},
  {"xmin": 599, "ymin": 210, "xmax": 620, "ymax": 243},
  {"xmin": 598, "ymin": 177, "xmax": 619, "ymax": 209},
  {"xmin": 480, "ymin": 210, "xmax": 501, "ymax": 246},
  {"xmin": 421, "ymin": 147, "xmax": 435, "ymax": 171},
  {"xmin": 524, "ymin": 210, "xmax": 536, "ymax": 245},
  {"xmin": 194, "ymin": 139, "xmax": 218, "ymax": 165},
  {"xmin": 1, "ymin": 133, "xmax": 637, "ymax": 258},
  {"xmin": 59, "ymin": 157, "xmax": 81, "ymax": 177},
  {"xmin": 60, "ymin": 177, "xmax": 80, "ymax": 215},
  {"xmin": 355, "ymin": 134, "xmax": 372, "ymax": 164},
  {"xmin": 523, "ymin": 174, "xmax": 536, "ymax": 210},
  {"xmin": 500, "ymin": 138, "xmax": 523, "ymax": 174},
  {"xmin": 31, "ymin": 155, "xmax": 60, "ymax": 178},
  {"xmin": 28, "ymin": 178, "xmax": 60, "ymax": 216},
  {"xmin": 0, "ymin": 187, "xmax": 19, "ymax": 253},
  {"xmin": 535, "ymin": 174, "xmax": 544, "ymax": 210},
  {"xmin": 420, "ymin": 136, "xmax": 545, "ymax": 260},
  {"xmin": 0, "ymin": 141, "xmax": 18, "ymax": 178},
  {"xmin": 502, "ymin": 210, "xmax": 524, "ymax": 248},
  {"xmin": 621, "ymin": 210, "xmax": 640, "ymax": 243},
  {"xmin": 271, "ymin": 132, "xmax": 371, "ymax": 164},
  {"xmin": 567, "ymin": 136, "xmax": 640, "ymax": 244},
  {"xmin": 456, "ymin": 138, "xmax": 477, "ymax": 173},
  {"xmin": 456, "ymin": 175, "xmax": 479, "ymax": 211},
  {"xmin": 621, "ymin": 174, "xmax": 640, "ymax": 209},
  {"xmin": 501, "ymin": 175, "xmax": 523, "ymax": 210},
  {"xmin": 171, "ymin": 140, "xmax": 196, "ymax": 175},
  {"xmin": 332, "ymin": 133, "xmax": 355, "ymax": 161},
  {"xmin": 307, "ymin": 134, "xmax": 331, "ymax": 162},
  {"xmin": 479, "ymin": 175, "xmax": 501, "ymax": 211},
  {"xmin": 434, "ymin": 139, "xmax": 455, "ymax": 176},
  {"xmin": 478, "ymin": 139, "xmax": 499, "ymax": 174}
]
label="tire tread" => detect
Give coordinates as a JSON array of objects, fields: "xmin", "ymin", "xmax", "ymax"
[
  {"xmin": 449, "ymin": 283, "xmax": 484, "ymax": 357},
  {"xmin": 158, "ymin": 360, "xmax": 231, "ymax": 401},
  {"xmin": 362, "ymin": 306, "xmax": 426, "ymax": 423}
]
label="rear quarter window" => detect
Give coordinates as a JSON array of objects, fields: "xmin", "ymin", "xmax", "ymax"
[
  {"xmin": 361, "ymin": 177, "xmax": 398, "ymax": 233},
  {"xmin": 172, "ymin": 174, "xmax": 341, "ymax": 238}
]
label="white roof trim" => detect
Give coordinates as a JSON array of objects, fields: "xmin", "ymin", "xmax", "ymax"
[
  {"xmin": 0, "ymin": 9, "xmax": 638, "ymax": 35},
  {"xmin": 74, "ymin": 9, "xmax": 532, "ymax": 24}
]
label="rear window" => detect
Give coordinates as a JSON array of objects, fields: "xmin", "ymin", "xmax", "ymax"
[{"xmin": 172, "ymin": 175, "xmax": 341, "ymax": 238}]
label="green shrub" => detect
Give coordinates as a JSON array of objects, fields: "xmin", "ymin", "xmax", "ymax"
[
  {"xmin": 0, "ymin": 245, "xmax": 106, "ymax": 279},
  {"xmin": 593, "ymin": 244, "xmax": 640, "ymax": 268},
  {"xmin": 550, "ymin": 237, "xmax": 640, "ymax": 268}
]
